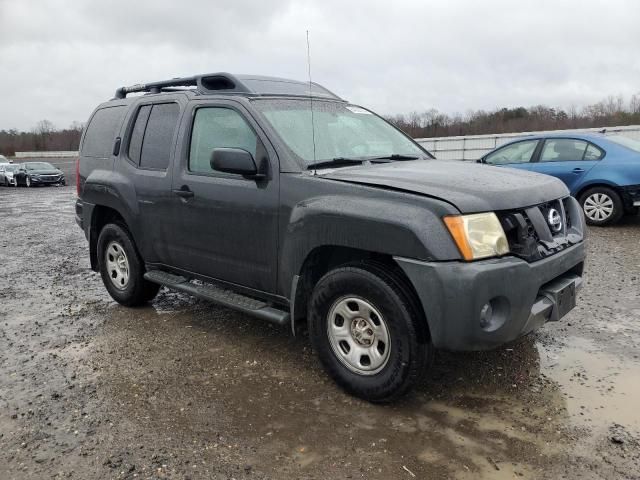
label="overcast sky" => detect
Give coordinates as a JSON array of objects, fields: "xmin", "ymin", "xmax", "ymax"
[{"xmin": 1, "ymin": 0, "xmax": 639, "ymax": 131}]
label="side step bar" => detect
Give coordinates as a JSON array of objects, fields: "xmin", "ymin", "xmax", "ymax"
[{"xmin": 144, "ymin": 270, "xmax": 290, "ymax": 326}]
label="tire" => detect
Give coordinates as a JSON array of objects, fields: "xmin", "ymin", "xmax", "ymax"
[
  {"xmin": 308, "ymin": 261, "xmax": 433, "ymax": 403},
  {"xmin": 579, "ymin": 186, "xmax": 623, "ymax": 226},
  {"xmin": 97, "ymin": 223, "xmax": 160, "ymax": 306},
  {"xmin": 3, "ymin": 178, "xmax": 6, "ymax": 187}
]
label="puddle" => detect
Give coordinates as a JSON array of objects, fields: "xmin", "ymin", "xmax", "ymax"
[{"xmin": 538, "ymin": 335, "xmax": 640, "ymax": 435}]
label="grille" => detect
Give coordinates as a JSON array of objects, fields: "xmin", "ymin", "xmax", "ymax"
[{"xmin": 498, "ymin": 197, "xmax": 584, "ymax": 262}]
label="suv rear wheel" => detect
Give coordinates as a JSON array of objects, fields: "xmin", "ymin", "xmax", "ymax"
[
  {"xmin": 308, "ymin": 262, "xmax": 432, "ymax": 402},
  {"xmin": 579, "ymin": 186, "xmax": 623, "ymax": 226},
  {"xmin": 97, "ymin": 223, "xmax": 160, "ymax": 306}
]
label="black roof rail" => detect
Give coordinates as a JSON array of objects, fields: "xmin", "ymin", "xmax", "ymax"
[
  {"xmin": 114, "ymin": 72, "xmax": 249, "ymax": 99},
  {"xmin": 113, "ymin": 73, "xmax": 344, "ymax": 101}
]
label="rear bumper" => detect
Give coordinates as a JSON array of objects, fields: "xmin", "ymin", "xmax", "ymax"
[
  {"xmin": 75, "ymin": 198, "xmax": 85, "ymax": 233},
  {"xmin": 395, "ymin": 242, "xmax": 586, "ymax": 351}
]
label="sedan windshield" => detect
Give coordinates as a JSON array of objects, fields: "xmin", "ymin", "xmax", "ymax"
[
  {"xmin": 252, "ymin": 99, "xmax": 430, "ymax": 167},
  {"xmin": 26, "ymin": 162, "xmax": 56, "ymax": 170},
  {"xmin": 606, "ymin": 135, "xmax": 640, "ymax": 153},
  {"xmin": 4, "ymin": 165, "xmax": 18, "ymax": 172}
]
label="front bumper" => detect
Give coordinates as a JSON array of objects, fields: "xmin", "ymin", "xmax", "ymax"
[
  {"xmin": 30, "ymin": 175, "xmax": 65, "ymax": 185},
  {"xmin": 621, "ymin": 185, "xmax": 640, "ymax": 209},
  {"xmin": 395, "ymin": 241, "xmax": 586, "ymax": 351}
]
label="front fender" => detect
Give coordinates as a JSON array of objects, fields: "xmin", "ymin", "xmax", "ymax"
[{"xmin": 277, "ymin": 193, "xmax": 461, "ymax": 295}]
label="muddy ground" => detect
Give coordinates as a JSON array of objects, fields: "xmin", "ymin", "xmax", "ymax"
[{"xmin": 1, "ymin": 186, "xmax": 639, "ymax": 479}]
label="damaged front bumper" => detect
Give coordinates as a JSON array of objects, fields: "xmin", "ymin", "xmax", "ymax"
[{"xmin": 395, "ymin": 241, "xmax": 586, "ymax": 351}]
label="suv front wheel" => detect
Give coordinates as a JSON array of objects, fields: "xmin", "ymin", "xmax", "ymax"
[
  {"xmin": 308, "ymin": 262, "xmax": 432, "ymax": 403},
  {"xmin": 97, "ymin": 223, "xmax": 160, "ymax": 306}
]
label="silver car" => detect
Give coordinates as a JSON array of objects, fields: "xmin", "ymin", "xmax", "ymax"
[{"xmin": 0, "ymin": 164, "xmax": 18, "ymax": 186}]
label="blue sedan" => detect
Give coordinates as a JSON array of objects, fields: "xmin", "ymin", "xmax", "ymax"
[{"xmin": 480, "ymin": 133, "xmax": 640, "ymax": 226}]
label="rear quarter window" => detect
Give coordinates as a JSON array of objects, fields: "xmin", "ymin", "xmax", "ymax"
[{"xmin": 81, "ymin": 106, "xmax": 126, "ymax": 159}]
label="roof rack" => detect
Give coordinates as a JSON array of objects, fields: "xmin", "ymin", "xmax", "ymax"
[
  {"xmin": 113, "ymin": 73, "xmax": 344, "ymax": 101},
  {"xmin": 114, "ymin": 73, "xmax": 248, "ymax": 99}
]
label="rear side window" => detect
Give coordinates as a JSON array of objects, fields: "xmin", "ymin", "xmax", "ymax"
[
  {"xmin": 189, "ymin": 107, "xmax": 257, "ymax": 174},
  {"xmin": 128, "ymin": 105, "xmax": 152, "ymax": 163},
  {"xmin": 128, "ymin": 103, "xmax": 180, "ymax": 170},
  {"xmin": 540, "ymin": 139, "xmax": 589, "ymax": 162},
  {"xmin": 81, "ymin": 106, "xmax": 126, "ymax": 158}
]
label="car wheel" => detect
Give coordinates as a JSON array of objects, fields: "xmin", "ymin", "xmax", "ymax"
[
  {"xmin": 97, "ymin": 223, "xmax": 160, "ymax": 306},
  {"xmin": 579, "ymin": 187, "xmax": 623, "ymax": 226},
  {"xmin": 308, "ymin": 261, "xmax": 433, "ymax": 403},
  {"xmin": 3, "ymin": 178, "xmax": 7, "ymax": 187}
]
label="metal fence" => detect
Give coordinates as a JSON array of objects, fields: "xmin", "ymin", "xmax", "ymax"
[{"xmin": 416, "ymin": 125, "xmax": 640, "ymax": 161}]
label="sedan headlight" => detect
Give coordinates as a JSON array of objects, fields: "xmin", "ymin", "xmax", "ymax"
[{"xmin": 443, "ymin": 212, "xmax": 510, "ymax": 261}]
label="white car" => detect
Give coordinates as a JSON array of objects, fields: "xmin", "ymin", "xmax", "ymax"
[
  {"xmin": 0, "ymin": 154, "xmax": 10, "ymax": 164},
  {"xmin": 0, "ymin": 164, "xmax": 18, "ymax": 186}
]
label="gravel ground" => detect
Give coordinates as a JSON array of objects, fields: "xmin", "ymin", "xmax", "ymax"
[{"xmin": 1, "ymin": 186, "xmax": 639, "ymax": 479}]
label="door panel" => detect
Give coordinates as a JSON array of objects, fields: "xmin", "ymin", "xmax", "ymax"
[
  {"xmin": 528, "ymin": 139, "xmax": 600, "ymax": 192},
  {"xmin": 167, "ymin": 102, "xmax": 279, "ymax": 293},
  {"xmin": 121, "ymin": 99, "xmax": 183, "ymax": 264}
]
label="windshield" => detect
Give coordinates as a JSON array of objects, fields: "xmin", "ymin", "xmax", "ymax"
[
  {"xmin": 252, "ymin": 99, "xmax": 429, "ymax": 166},
  {"xmin": 606, "ymin": 135, "xmax": 640, "ymax": 153},
  {"xmin": 26, "ymin": 162, "xmax": 56, "ymax": 170},
  {"xmin": 4, "ymin": 165, "xmax": 18, "ymax": 172}
]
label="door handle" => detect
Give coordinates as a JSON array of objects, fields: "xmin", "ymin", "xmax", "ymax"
[
  {"xmin": 572, "ymin": 168, "xmax": 585, "ymax": 173},
  {"xmin": 172, "ymin": 187, "xmax": 194, "ymax": 199}
]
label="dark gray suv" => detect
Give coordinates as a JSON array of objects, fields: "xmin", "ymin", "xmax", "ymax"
[{"xmin": 76, "ymin": 73, "xmax": 586, "ymax": 402}]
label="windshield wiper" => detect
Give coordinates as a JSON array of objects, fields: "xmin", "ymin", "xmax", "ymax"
[
  {"xmin": 368, "ymin": 154, "xmax": 420, "ymax": 161},
  {"xmin": 307, "ymin": 157, "xmax": 365, "ymax": 170}
]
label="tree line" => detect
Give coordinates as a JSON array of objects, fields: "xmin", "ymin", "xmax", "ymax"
[
  {"xmin": 0, "ymin": 120, "xmax": 83, "ymax": 156},
  {"xmin": 1, "ymin": 93, "xmax": 640, "ymax": 156},
  {"xmin": 385, "ymin": 94, "xmax": 640, "ymax": 138}
]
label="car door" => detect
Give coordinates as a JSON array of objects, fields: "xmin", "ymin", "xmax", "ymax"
[
  {"xmin": 118, "ymin": 98, "xmax": 185, "ymax": 265},
  {"xmin": 528, "ymin": 138, "xmax": 603, "ymax": 192},
  {"xmin": 167, "ymin": 100, "xmax": 279, "ymax": 294},
  {"xmin": 482, "ymin": 139, "xmax": 540, "ymax": 171}
]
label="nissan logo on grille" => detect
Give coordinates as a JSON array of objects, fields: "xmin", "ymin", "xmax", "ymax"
[{"xmin": 547, "ymin": 208, "xmax": 562, "ymax": 232}]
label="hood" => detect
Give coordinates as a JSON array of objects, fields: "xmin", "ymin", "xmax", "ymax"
[{"xmin": 319, "ymin": 160, "xmax": 569, "ymax": 213}]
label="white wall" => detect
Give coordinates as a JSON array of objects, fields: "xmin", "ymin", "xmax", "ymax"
[{"xmin": 14, "ymin": 151, "xmax": 78, "ymax": 158}]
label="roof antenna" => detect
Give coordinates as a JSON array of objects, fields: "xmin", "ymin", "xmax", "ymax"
[{"xmin": 306, "ymin": 30, "xmax": 318, "ymax": 172}]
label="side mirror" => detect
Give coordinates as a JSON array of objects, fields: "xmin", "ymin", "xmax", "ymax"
[{"xmin": 210, "ymin": 148, "xmax": 264, "ymax": 179}]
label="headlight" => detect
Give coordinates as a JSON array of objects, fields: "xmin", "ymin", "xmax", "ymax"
[{"xmin": 443, "ymin": 212, "xmax": 510, "ymax": 261}]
